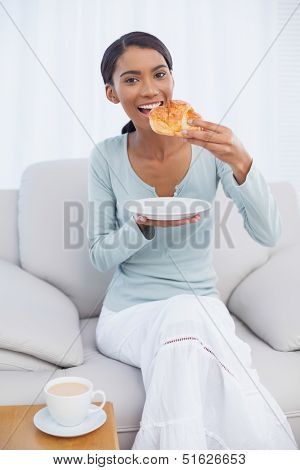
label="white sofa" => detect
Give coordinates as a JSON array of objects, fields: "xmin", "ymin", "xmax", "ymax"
[{"xmin": 1, "ymin": 158, "xmax": 300, "ymax": 450}]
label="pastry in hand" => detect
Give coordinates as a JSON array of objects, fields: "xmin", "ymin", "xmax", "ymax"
[{"xmin": 149, "ymin": 99, "xmax": 203, "ymax": 137}]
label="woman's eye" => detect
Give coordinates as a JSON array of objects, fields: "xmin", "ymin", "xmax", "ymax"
[{"xmin": 125, "ymin": 72, "xmax": 166, "ymax": 84}]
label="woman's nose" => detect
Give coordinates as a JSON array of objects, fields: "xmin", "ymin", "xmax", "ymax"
[{"xmin": 140, "ymin": 78, "xmax": 160, "ymax": 96}]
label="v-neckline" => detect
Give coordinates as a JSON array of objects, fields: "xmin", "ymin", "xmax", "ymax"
[{"xmin": 123, "ymin": 132, "xmax": 197, "ymax": 197}]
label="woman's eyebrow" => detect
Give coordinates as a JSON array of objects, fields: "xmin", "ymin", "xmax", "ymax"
[{"xmin": 120, "ymin": 65, "xmax": 168, "ymax": 78}]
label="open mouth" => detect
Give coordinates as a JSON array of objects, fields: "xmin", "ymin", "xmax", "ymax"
[{"xmin": 137, "ymin": 101, "xmax": 164, "ymax": 116}]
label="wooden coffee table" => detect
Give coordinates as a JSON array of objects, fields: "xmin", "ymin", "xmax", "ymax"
[{"xmin": 0, "ymin": 401, "xmax": 119, "ymax": 450}]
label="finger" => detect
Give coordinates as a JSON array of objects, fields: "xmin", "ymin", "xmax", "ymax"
[
  {"xmin": 169, "ymin": 215, "xmax": 201, "ymax": 226},
  {"xmin": 182, "ymin": 129, "xmax": 227, "ymax": 144},
  {"xmin": 137, "ymin": 215, "xmax": 200, "ymax": 227},
  {"xmin": 148, "ymin": 217, "xmax": 197, "ymax": 227},
  {"xmin": 136, "ymin": 216, "xmax": 157, "ymax": 226},
  {"xmin": 139, "ymin": 218, "xmax": 157, "ymax": 226},
  {"xmin": 141, "ymin": 218, "xmax": 173, "ymax": 227},
  {"xmin": 183, "ymin": 138, "xmax": 226, "ymax": 154},
  {"xmin": 188, "ymin": 119, "xmax": 226, "ymax": 134}
]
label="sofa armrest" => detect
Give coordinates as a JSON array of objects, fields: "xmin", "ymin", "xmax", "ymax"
[{"xmin": 0, "ymin": 189, "xmax": 19, "ymax": 265}]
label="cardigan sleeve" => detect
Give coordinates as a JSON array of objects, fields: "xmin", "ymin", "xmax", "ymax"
[
  {"xmin": 87, "ymin": 144, "xmax": 156, "ymax": 272},
  {"xmin": 215, "ymin": 157, "xmax": 282, "ymax": 247}
]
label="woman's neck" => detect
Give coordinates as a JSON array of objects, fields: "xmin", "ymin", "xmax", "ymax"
[{"xmin": 129, "ymin": 130, "xmax": 188, "ymax": 162}]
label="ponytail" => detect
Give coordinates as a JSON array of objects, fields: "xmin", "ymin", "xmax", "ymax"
[{"xmin": 121, "ymin": 120, "xmax": 136, "ymax": 134}]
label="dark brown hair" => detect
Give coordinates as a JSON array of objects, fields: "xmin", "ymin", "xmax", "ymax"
[{"xmin": 100, "ymin": 31, "xmax": 173, "ymax": 134}]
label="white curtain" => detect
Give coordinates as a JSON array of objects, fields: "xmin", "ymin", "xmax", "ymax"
[{"xmin": 0, "ymin": 0, "xmax": 299, "ymax": 200}]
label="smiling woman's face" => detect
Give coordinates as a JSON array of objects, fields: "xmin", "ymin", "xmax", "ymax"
[{"xmin": 106, "ymin": 46, "xmax": 174, "ymax": 129}]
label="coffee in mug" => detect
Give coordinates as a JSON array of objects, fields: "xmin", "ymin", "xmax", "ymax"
[
  {"xmin": 48, "ymin": 382, "xmax": 89, "ymax": 396},
  {"xmin": 44, "ymin": 376, "xmax": 106, "ymax": 427}
]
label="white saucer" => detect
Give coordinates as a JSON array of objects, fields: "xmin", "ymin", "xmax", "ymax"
[
  {"xmin": 124, "ymin": 197, "xmax": 211, "ymax": 221},
  {"xmin": 33, "ymin": 404, "xmax": 107, "ymax": 437}
]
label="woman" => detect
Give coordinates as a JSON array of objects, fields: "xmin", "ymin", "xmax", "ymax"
[{"xmin": 87, "ymin": 31, "xmax": 297, "ymax": 450}]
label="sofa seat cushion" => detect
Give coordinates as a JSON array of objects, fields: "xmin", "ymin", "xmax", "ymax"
[
  {"xmin": 69, "ymin": 317, "xmax": 146, "ymax": 435},
  {"xmin": 228, "ymin": 244, "xmax": 300, "ymax": 351},
  {"xmin": 0, "ymin": 260, "xmax": 83, "ymax": 367},
  {"xmin": 0, "ymin": 370, "xmax": 67, "ymax": 406}
]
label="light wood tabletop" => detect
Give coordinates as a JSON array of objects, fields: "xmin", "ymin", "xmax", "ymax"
[{"xmin": 0, "ymin": 401, "xmax": 119, "ymax": 450}]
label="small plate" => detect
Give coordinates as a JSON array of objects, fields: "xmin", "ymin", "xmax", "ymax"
[
  {"xmin": 124, "ymin": 197, "xmax": 211, "ymax": 221},
  {"xmin": 33, "ymin": 404, "xmax": 107, "ymax": 437}
]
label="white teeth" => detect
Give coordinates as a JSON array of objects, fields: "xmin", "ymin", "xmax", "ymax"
[{"xmin": 138, "ymin": 101, "xmax": 162, "ymax": 109}]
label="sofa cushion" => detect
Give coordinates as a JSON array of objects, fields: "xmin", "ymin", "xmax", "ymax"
[
  {"xmin": 232, "ymin": 314, "xmax": 300, "ymax": 417},
  {"xmin": 0, "ymin": 349, "xmax": 58, "ymax": 371},
  {"xmin": 18, "ymin": 159, "xmax": 114, "ymax": 320},
  {"xmin": 228, "ymin": 244, "xmax": 300, "ymax": 351},
  {"xmin": 212, "ymin": 185, "xmax": 270, "ymax": 304},
  {"xmin": 0, "ymin": 259, "xmax": 83, "ymax": 366}
]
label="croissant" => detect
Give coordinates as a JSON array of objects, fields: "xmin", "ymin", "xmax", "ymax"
[{"xmin": 149, "ymin": 99, "xmax": 203, "ymax": 136}]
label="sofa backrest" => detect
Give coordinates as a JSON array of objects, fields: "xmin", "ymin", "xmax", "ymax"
[
  {"xmin": 3, "ymin": 159, "xmax": 299, "ymax": 318},
  {"xmin": 268, "ymin": 182, "xmax": 300, "ymax": 252},
  {"xmin": 17, "ymin": 159, "xmax": 113, "ymax": 319},
  {"xmin": 213, "ymin": 181, "xmax": 300, "ymax": 303},
  {"xmin": 0, "ymin": 189, "xmax": 19, "ymax": 265}
]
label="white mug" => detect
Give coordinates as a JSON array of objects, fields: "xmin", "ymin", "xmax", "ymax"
[{"xmin": 44, "ymin": 376, "xmax": 106, "ymax": 427}]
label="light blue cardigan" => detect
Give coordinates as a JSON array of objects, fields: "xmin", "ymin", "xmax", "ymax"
[{"xmin": 87, "ymin": 133, "xmax": 281, "ymax": 312}]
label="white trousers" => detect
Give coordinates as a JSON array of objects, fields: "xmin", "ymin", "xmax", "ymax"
[{"xmin": 95, "ymin": 294, "xmax": 297, "ymax": 450}]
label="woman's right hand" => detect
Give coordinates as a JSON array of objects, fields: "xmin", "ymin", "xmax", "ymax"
[{"xmin": 135, "ymin": 213, "xmax": 201, "ymax": 228}]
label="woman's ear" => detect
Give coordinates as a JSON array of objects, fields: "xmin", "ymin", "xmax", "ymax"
[{"xmin": 105, "ymin": 84, "xmax": 119, "ymax": 104}]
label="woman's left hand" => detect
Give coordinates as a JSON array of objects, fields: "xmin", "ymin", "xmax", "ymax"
[{"xmin": 182, "ymin": 118, "xmax": 253, "ymax": 184}]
